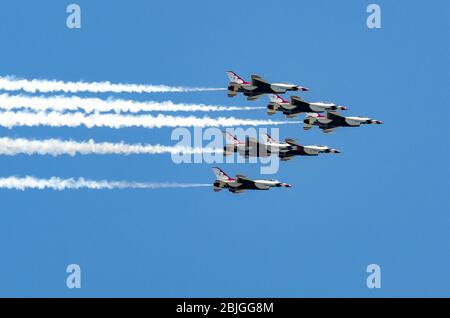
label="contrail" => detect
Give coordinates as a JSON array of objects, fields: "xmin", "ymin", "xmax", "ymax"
[
  {"xmin": 0, "ymin": 137, "xmax": 222, "ymax": 156},
  {"xmin": 0, "ymin": 176, "xmax": 211, "ymax": 191},
  {"xmin": 0, "ymin": 111, "xmax": 297, "ymax": 129},
  {"xmin": 0, "ymin": 94, "xmax": 263, "ymax": 113},
  {"xmin": 0, "ymin": 76, "xmax": 225, "ymax": 94}
]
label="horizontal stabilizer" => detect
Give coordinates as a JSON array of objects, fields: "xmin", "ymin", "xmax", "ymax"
[
  {"xmin": 213, "ymin": 180, "xmax": 227, "ymax": 192},
  {"xmin": 267, "ymin": 108, "xmax": 277, "ymax": 115},
  {"xmin": 304, "ymin": 121, "xmax": 313, "ymax": 131}
]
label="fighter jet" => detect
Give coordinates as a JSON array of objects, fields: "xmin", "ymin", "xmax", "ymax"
[
  {"xmin": 267, "ymin": 94, "xmax": 349, "ymax": 118},
  {"xmin": 223, "ymin": 132, "xmax": 340, "ymax": 161},
  {"xmin": 226, "ymin": 71, "xmax": 309, "ymax": 101},
  {"xmin": 257, "ymin": 133, "xmax": 340, "ymax": 161},
  {"xmin": 304, "ymin": 111, "xmax": 383, "ymax": 133},
  {"xmin": 213, "ymin": 167, "xmax": 292, "ymax": 193}
]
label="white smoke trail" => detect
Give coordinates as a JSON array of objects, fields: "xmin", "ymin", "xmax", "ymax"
[
  {"xmin": 0, "ymin": 111, "xmax": 297, "ymax": 129},
  {"xmin": 0, "ymin": 176, "xmax": 211, "ymax": 191},
  {"xmin": 0, "ymin": 137, "xmax": 221, "ymax": 156},
  {"xmin": 0, "ymin": 76, "xmax": 225, "ymax": 94},
  {"xmin": 0, "ymin": 94, "xmax": 262, "ymax": 113}
]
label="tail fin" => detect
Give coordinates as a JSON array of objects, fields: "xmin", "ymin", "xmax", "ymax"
[
  {"xmin": 223, "ymin": 131, "xmax": 242, "ymax": 145},
  {"xmin": 304, "ymin": 121, "xmax": 313, "ymax": 131},
  {"xmin": 213, "ymin": 167, "xmax": 233, "ymax": 181},
  {"xmin": 226, "ymin": 71, "xmax": 247, "ymax": 84},
  {"xmin": 261, "ymin": 133, "xmax": 278, "ymax": 144},
  {"xmin": 267, "ymin": 94, "xmax": 288, "ymax": 114},
  {"xmin": 268, "ymin": 94, "xmax": 288, "ymax": 104},
  {"xmin": 213, "ymin": 180, "xmax": 227, "ymax": 192}
]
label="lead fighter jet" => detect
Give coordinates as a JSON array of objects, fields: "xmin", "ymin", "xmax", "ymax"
[
  {"xmin": 223, "ymin": 132, "xmax": 340, "ymax": 161},
  {"xmin": 226, "ymin": 71, "xmax": 309, "ymax": 101},
  {"xmin": 213, "ymin": 167, "xmax": 291, "ymax": 193},
  {"xmin": 267, "ymin": 94, "xmax": 349, "ymax": 118},
  {"xmin": 304, "ymin": 111, "xmax": 383, "ymax": 133}
]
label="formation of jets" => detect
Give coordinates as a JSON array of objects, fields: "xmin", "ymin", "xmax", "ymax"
[{"xmin": 213, "ymin": 71, "xmax": 382, "ymax": 193}]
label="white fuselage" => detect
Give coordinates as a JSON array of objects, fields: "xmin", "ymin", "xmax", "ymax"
[
  {"xmin": 225, "ymin": 179, "xmax": 282, "ymax": 189},
  {"xmin": 309, "ymin": 102, "xmax": 336, "ymax": 112},
  {"xmin": 270, "ymin": 83, "xmax": 297, "ymax": 93},
  {"xmin": 263, "ymin": 142, "xmax": 333, "ymax": 155},
  {"xmin": 252, "ymin": 179, "xmax": 283, "ymax": 188},
  {"xmin": 302, "ymin": 145, "xmax": 330, "ymax": 154},
  {"xmin": 344, "ymin": 116, "xmax": 370, "ymax": 126}
]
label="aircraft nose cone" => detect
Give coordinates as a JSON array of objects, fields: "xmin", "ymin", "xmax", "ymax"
[
  {"xmin": 376, "ymin": 120, "xmax": 383, "ymax": 124},
  {"xmin": 333, "ymin": 149, "xmax": 341, "ymax": 154},
  {"xmin": 300, "ymin": 86, "xmax": 309, "ymax": 92}
]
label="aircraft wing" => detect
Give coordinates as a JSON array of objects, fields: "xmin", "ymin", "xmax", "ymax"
[
  {"xmin": 284, "ymin": 138, "xmax": 302, "ymax": 148},
  {"xmin": 290, "ymin": 96, "xmax": 304, "ymax": 103},
  {"xmin": 235, "ymin": 175, "xmax": 256, "ymax": 187},
  {"xmin": 279, "ymin": 103, "xmax": 296, "ymax": 111},
  {"xmin": 251, "ymin": 74, "xmax": 270, "ymax": 87},
  {"xmin": 327, "ymin": 111, "xmax": 344, "ymax": 120},
  {"xmin": 253, "ymin": 182, "xmax": 271, "ymax": 190},
  {"xmin": 227, "ymin": 90, "xmax": 238, "ymax": 97},
  {"xmin": 235, "ymin": 175, "xmax": 271, "ymax": 190}
]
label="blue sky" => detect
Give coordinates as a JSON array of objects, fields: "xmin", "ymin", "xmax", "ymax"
[{"xmin": 0, "ymin": 0, "xmax": 449, "ymax": 297}]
